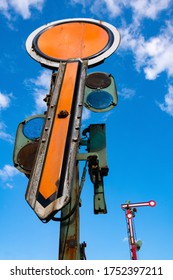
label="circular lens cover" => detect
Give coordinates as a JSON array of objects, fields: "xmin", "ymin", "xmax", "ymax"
[
  {"xmin": 17, "ymin": 142, "xmax": 38, "ymax": 172},
  {"xmin": 86, "ymin": 91, "xmax": 113, "ymax": 110},
  {"xmin": 85, "ymin": 72, "xmax": 111, "ymax": 89},
  {"xmin": 23, "ymin": 117, "xmax": 45, "ymax": 140}
]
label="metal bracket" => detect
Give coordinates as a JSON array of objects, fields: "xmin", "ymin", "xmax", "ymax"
[{"xmin": 77, "ymin": 152, "xmax": 107, "ymax": 214}]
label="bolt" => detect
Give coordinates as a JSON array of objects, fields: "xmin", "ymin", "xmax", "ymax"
[
  {"xmin": 58, "ymin": 110, "xmax": 69, "ymax": 118},
  {"xmin": 50, "ymin": 105, "xmax": 55, "ymax": 108},
  {"xmin": 67, "ymin": 239, "xmax": 77, "ymax": 248}
]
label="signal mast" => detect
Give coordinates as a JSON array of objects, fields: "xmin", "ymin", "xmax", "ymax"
[
  {"xmin": 13, "ymin": 18, "xmax": 121, "ymax": 260},
  {"xmin": 121, "ymin": 200, "xmax": 156, "ymax": 260}
]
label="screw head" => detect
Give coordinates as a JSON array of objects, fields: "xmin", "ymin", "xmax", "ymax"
[{"xmin": 58, "ymin": 110, "xmax": 69, "ymax": 118}]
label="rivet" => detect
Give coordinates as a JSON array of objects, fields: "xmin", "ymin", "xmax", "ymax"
[{"xmin": 58, "ymin": 110, "xmax": 69, "ymax": 118}]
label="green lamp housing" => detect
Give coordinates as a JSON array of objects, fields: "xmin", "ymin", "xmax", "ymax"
[
  {"xmin": 13, "ymin": 114, "xmax": 45, "ymax": 177},
  {"xmin": 84, "ymin": 72, "xmax": 118, "ymax": 112},
  {"xmin": 135, "ymin": 240, "xmax": 143, "ymax": 251},
  {"xmin": 87, "ymin": 124, "xmax": 108, "ymax": 176},
  {"xmin": 82, "ymin": 124, "xmax": 108, "ymax": 214}
]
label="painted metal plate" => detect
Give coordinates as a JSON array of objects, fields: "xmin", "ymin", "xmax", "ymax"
[{"xmin": 26, "ymin": 18, "xmax": 120, "ymax": 68}]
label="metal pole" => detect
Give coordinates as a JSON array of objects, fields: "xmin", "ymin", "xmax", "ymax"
[
  {"xmin": 58, "ymin": 163, "xmax": 81, "ymax": 260},
  {"xmin": 126, "ymin": 209, "xmax": 137, "ymax": 260}
]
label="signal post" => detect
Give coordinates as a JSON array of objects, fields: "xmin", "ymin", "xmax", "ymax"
[
  {"xmin": 13, "ymin": 18, "xmax": 120, "ymax": 259},
  {"xmin": 121, "ymin": 200, "xmax": 156, "ymax": 260}
]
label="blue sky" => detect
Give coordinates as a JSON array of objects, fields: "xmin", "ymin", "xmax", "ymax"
[{"xmin": 0, "ymin": 0, "xmax": 173, "ymax": 260}]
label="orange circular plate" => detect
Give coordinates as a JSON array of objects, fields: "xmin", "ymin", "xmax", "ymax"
[
  {"xmin": 36, "ymin": 22, "xmax": 109, "ymax": 60},
  {"xmin": 26, "ymin": 18, "xmax": 120, "ymax": 68}
]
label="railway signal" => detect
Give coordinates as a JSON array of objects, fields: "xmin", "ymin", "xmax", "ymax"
[
  {"xmin": 24, "ymin": 18, "xmax": 120, "ymax": 221},
  {"xmin": 121, "ymin": 200, "xmax": 156, "ymax": 260},
  {"xmin": 79, "ymin": 124, "xmax": 108, "ymax": 214},
  {"xmin": 84, "ymin": 72, "xmax": 118, "ymax": 112},
  {"xmin": 13, "ymin": 114, "xmax": 45, "ymax": 177},
  {"xmin": 13, "ymin": 18, "xmax": 120, "ymax": 259}
]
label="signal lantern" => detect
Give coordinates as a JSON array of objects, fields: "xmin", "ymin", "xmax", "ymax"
[
  {"xmin": 13, "ymin": 114, "xmax": 45, "ymax": 177},
  {"xmin": 135, "ymin": 240, "xmax": 143, "ymax": 251},
  {"xmin": 84, "ymin": 72, "xmax": 118, "ymax": 112},
  {"xmin": 81, "ymin": 124, "xmax": 108, "ymax": 214}
]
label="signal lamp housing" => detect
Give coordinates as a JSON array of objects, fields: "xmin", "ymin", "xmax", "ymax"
[
  {"xmin": 84, "ymin": 72, "xmax": 118, "ymax": 112},
  {"xmin": 13, "ymin": 115, "xmax": 45, "ymax": 176}
]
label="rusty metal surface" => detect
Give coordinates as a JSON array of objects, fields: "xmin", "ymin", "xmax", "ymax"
[
  {"xmin": 58, "ymin": 165, "xmax": 81, "ymax": 260},
  {"xmin": 26, "ymin": 62, "xmax": 66, "ymax": 210},
  {"xmin": 13, "ymin": 114, "xmax": 45, "ymax": 176},
  {"xmin": 26, "ymin": 60, "xmax": 88, "ymax": 221},
  {"xmin": 17, "ymin": 142, "xmax": 38, "ymax": 172},
  {"xmin": 85, "ymin": 72, "xmax": 111, "ymax": 89}
]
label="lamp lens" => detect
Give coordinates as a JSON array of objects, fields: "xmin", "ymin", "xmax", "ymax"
[
  {"xmin": 86, "ymin": 91, "xmax": 113, "ymax": 109},
  {"xmin": 23, "ymin": 117, "xmax": 45, "ymax": 140}
]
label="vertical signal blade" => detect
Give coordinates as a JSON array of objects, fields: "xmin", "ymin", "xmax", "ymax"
[{"xmin": 26, "ymin": 60, "xmax": 88, "ymax": 221}]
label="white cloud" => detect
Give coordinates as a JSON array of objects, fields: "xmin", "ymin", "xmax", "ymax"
[
  {"xmin": 34, "ymin": 88, "xmax": 49, "ymax": 112},
  {"xmin": 0, "ymin": 164, "xmax": 21, "ymax": 189},
  {"xmin": 119, "ymin": 88, "xmax": 135, "ymax": 99},
  {"xmin": 0, "ymin": 120, "xmax": 14, "ymax": 144},
  {"xmin": 69, "ymin": 0, "xmax": 172, "ymax": 81},
  {"xmin": 0, "ymin": 92, "xmax": 10, "ymax": 110},
  {"xmin": 70, "ymin": 0, "xmax": 88, "ymax": 8},
  {"xmin": 70, "ymin": 0, "xmax": 123, "ymax": 18},
  {"xmin": 0, "ymin": 0, "xmax": 45, "ymax": 20},
  {"xmin": 120, "ymin": 21, "xmax": 173, "ymax": 80},
  {"xmin": 90, "ymin": 0, "xmax": 122, "ymax": 18},
  {"xmin": 129, "ymin": 0, "xmax": 171, "ymax": 20},
  {"xmin": 70, "ymin": 0, "xmax": 172, "ymax": 81},
  {"xmin": 101, "ymin": 111, "xmax": 113, "ymax": 122},
  {"xmin": 158, "ymin": 85, "xmax": 173, "ymax": 117},
  {"xmin": 32, "ymin": 70, "xmax": 51, "ymax": 89},
  {"xmin": 123, "ymin": 237, "xmax": 128, "ymax": 242},
  {"xmin": 70, "ymin": 0, "xmax": 171, "ymax": 20},
  {"xmin": 0, "ymin": 0, "xmax": 9, "ymax": 18},
  {"xmin": 5, "ymin": 183, "xmax": 14, "ymax": 189},
  {"xmin": 26, "ymin": 69, "xmax": 51, "ymax": 113},
  {"xmin": 0, "ymin": 129, "xmax": 14, "ymax": 143},
  {"xmin": 143, "ymin": 22, "xmax": 173, "ymax": 79},
  {"xmin": 0, "ymin": 164, "xmax": 19, "ymax": 181},
  {"xmin": 0, "ymin": 0, "xmax": 8, "ymax": 9},
  {"xmin": 0, "ymin": 92, "xmax": 14, "ymax": 143},
  {"xmin": 82, "ymin": 107, "xmax": 91, "ymax": 121}
]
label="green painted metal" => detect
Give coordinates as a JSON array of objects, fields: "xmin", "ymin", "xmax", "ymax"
[
  {"xmin": 79, "ymin": 124, "xmax": 108, "ymax": 214},
  {"xmin": 84, "ymin": 72, "xmax": 118, "ymax": 112},
  {"xmin": 80, "ymin": 124, "xmax": 108, "ymax": 174},
  {"xmin": 88, "ymin": 124, "xmax": 108, "ymax": 175},
  {"xmin": 135, "ymin": 240, "xmax": 142, "ymax": 251},
  {"xmin": 13, "ymin": 114, "xmax": 45, "ymax": 176}
]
